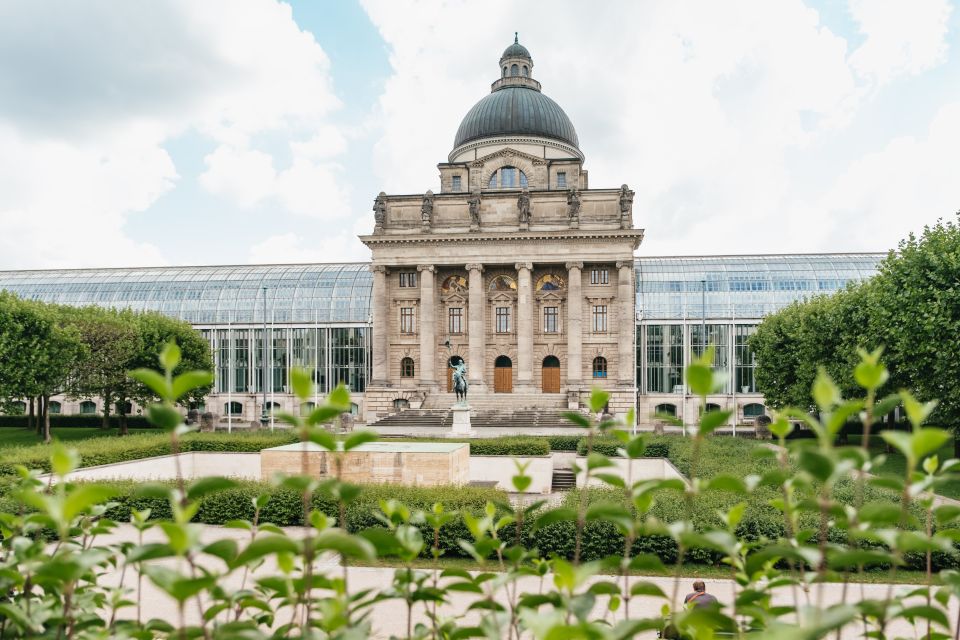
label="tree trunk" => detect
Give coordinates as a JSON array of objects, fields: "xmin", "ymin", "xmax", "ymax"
[
  {"xmin": 119, "ymin": 402, "xmax": 128, "ymax": 436},
  {"xmin": 102, "ymin": 391, "xmax": 112, "ymax": 430},
  {"xmin": 27, "ymin": 397, "xmax": 34, "ymax": 431},
  {"xmin": 42, "ymin": 395, "xmax": 51, "ymax": 444},
  {"xmin": 35, "ymin": 396, "xmax": 43, "ymax": 436}
]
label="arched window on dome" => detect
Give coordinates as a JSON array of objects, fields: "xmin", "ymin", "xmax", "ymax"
[
  {"xmin": 488, "ymin": 166, "xmax": 528, "ymax": 189},
  {"xmin": 503, "ymin": 66, "xmax": 507, "ymax": 77},
  {"xmin": 510, "ymin": 63, "xmax": 519, "ymax": 76},
  {"xmin": 522, "ymin": 65, "xmax": 528, "ymax": 76}
]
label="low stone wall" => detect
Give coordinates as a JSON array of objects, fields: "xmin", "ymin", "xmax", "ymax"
[
  {"xmin": 575, "ymin": 457, "xmax": 686, "ymax": 488},
  {"xmin": 468, "ymin": 455, "xmax": 553, "ymax": 494},
  {"xmin": 44, "ymin": 452, "xmax": 262, "ymax": 482}
]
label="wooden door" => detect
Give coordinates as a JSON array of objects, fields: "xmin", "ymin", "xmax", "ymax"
[
  {"xmin": 494, "ymin": 366, "xmax": 513, "ymax": 393},
  {"xmin": 542, "ymin": 365, "xmax": 560, "ymax": 393},
  {"xmin": 447, "ymin": 367, "xmax": 453, "ymax": 392}
]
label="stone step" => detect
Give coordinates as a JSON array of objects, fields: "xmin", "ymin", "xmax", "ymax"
[
  {"xmin": 423, "ymin": 392, "xmax": 566, "ymax": 410},
  {"xmin": 551, "ymin": 470, "xmax": 576, "ymax": 491},
  {"xmin": 370, "ymin": 406, "xmax": 580, "ymax": 430}
]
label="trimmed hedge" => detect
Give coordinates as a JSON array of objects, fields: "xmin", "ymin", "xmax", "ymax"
[
  {"xmin": 0, "ymin": 431, "xmax": 299, "ymax": 476},
  {"xmin": 0, "ymin": 415, "xmax": 155, "ymax": 429},
  {"xmin": 575, "ymin": 436, "xmax": 670, "ymax": 458},
  {"xmin": 545, "ymin": 435, "xmax": 581, "ymax": 451},
  {"xmin": 467, "ymin": 436, "xmax": 549, "ymax": 456}
]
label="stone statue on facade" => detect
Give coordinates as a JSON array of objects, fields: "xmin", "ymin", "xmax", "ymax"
[
  {"xmin": 467, "ymin": 189, "xmax": 482, "ymax": 231},
  {"xmin": 444, "ymin": 339, "xmax": 469, "ymax": 404},
  {"xmin": 618, "ymin": 184, "xmax": 634, "ymax": 229},
  {"xmin": 567, "ymin": 188, "xmax": 581, "ymax": 229},
  {"xmin": 373, "ymin": 191, "xmax": 387, "ymax": 233},
  {"xmin": 421, "ymin": 190, "xmax": 434, "ymax": 232},
  {"xmin": 517, "ymin": 187, "xmax": 531, "ymax": 230}
]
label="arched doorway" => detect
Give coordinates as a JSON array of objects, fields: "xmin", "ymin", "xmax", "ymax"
[
  {"xmin": 542, "ymin": 355, "xmax": 560, "ymax": 393},
  {"xmin": 494, "ymin": 355, "xmax": 513, "ymax": 393},
  {"xmin": 447, "ymin": 355, "xmax": 464, "ymax": 392}
]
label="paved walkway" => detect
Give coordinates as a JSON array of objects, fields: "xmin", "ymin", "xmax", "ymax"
[{"xmin": 86, "ymin": 523, "xmax": 950, "ymax": 638}]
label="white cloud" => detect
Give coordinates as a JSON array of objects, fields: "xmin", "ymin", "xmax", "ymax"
[
  {"xmin": 848, "ymin": 0, "xmax": 953, "ymax": 85},
  {"xmin": 360, "ymin": 0, "xmax": 957, "ymax": 257},
  {"xmin": 249, "ymin": 216, "xmax": 372, "ymax": 263},
  {"xmin": 0, "ymin": 0, "xmax": 345, "ymax": 269}
]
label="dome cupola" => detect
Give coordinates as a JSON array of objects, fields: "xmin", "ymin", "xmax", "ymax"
[{"xmin": 451, "ymin": 35, "xmax": 581, "ymax": 158}]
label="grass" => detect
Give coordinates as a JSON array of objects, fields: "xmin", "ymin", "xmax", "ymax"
[
  {"xmin": 0, "ymin": 426, "xmax": 155, "ymax": 448},
  {"xmin": 844, "ymin": 434, "xmax": 960, "ymax": 500}
]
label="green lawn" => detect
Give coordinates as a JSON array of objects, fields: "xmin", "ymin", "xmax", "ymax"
[
  {"xmin": 841, "ymin": 435, "xmax": 960, "ymax": 499},
  {"xmin": 0, "ymin": 427, "xmax": 155, "ymax": 448}
]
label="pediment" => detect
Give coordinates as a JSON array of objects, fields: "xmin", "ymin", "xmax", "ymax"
[
  {"xmin": 537, "ymin": 291, "xmax": 565, "ymax": 302},
  {"xmin": 489, "ymin": 292, "xmax": 516, "ymax": 303},
  {"xmin": 443, "ymin": 293, "xmax": 467, "ymax": 304},
  {"xmin": 473, "ymin": 147, "xmax": 544, "ymax": 166}
]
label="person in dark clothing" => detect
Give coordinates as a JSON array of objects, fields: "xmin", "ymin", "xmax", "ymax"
[{"xmin": 683, "ymin": 580, "xmax": 718, "ymax": 608}]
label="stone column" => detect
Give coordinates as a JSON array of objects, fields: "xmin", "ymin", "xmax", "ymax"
[
  {"xmin": 617, "ymin": 261, "xmax": 635, "ymax": 385},
  {"xmin": 515, "ymin": 262, "xmax": 533, "ymax": 390},
  {"xmin": 371, "ymin": 265, "xmax": 388, "ymax": 385},
  {"xmin": 418, "ymin": 265, "xmax": 437, "ymax": 388},
  {"xmin": 466, "ymin": 263, "xmax": 485, "ymax": 389},
  {"xmin": 566, "ymin": 262, "xmax": 583, "ymax": 387}
]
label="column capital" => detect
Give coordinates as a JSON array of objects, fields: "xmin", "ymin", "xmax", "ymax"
[
  {"xmin": 465, "ymin": 263, "xmax": 484, "ymax": 273},
  {"xmin": 416, "ymin": 264, "xmax": 436, "ymax": 273},
  {"xmin": 615, "ymin": 261, "xmax": 633, "ymax": 270},
  {"xmin": 514, "ymin": 261, "xmax": 533, "ymax": 272},
  {"xmin": 565, "ymin": 261, "xmax": 584, "ymax": 271},
  {"xmin": 371, "ymin": 265, "xmax": 388, "ymax": 274}
]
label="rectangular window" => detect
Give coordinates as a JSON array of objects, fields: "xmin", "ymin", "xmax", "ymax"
[
  {"xmin": 645, "ymin": 324, "xmax": 684, "ymax": 393},
  {"xmin": 400, "ymin": 307, "xmax": 416, "ymax": 334},
  {"xmin": 399, "ymin": 272, "xmax": 417, "ymax": 288},
  {"xmin": 735, "ymin": 324, "xmax": 757, "ymax": 393},
  {"xmin": 556, "ymin": 171, "xmax": 566, "ymax": 188},
  {"xmin": 543, "ymin": 306, "xmax": 558, "ymax": 333},
  {"xmin": 451, "ymin": 175, "xmax": 462, "ymax": 191},
  {"xmin": 501, "ymin": 167, "xmax": 515, "ymax": 188},
  {"xmin": 592, "ymin": 305, "xmax": 608, "ymax": 333},
  {"xmin": 590, "ymin": 268, "xmax": 609, "ymax": 285},
  {"xmin": 495, "ymin": 306, "xmax": 511, "ymax": 333},
  {"xmin": 448, "ymin": 307, "xmax": 463, "ymax": 334}
]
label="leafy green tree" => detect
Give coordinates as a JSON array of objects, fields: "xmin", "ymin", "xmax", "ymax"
[
  {"xmin": 65, "ymin": 306, "xmax": 142, "ymax": 431},
  {"xmin": 128, "ymin": 312, "xmax": 213, "ymax": 424}
]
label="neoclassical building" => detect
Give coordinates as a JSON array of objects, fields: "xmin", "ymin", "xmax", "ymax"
[
  {"xmin": 361, "ymin": 38, "xmax": 642, "ymax": 420},
  {"xmin": 0, "ymin": 39, "xmax": 885, "ymax": 428}
]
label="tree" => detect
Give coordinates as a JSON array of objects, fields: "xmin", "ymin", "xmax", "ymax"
[
  {"xmin": 66, "ymin": 306, "xmax": 142, "ymax": 431},
  {"xmin": 867, "ymin": 214, "xmax": 960, "ymax": 452},
  {"xmin": 128, "ymin": 312, "xmax": 213, "ymax": 427}
]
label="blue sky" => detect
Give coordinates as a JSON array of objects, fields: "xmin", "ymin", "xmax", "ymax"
[{"xmin": 0, "ymin": 0, "xmax": 958, "ymax": 269}]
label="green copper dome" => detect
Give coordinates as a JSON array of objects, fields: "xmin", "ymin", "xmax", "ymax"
[
  {"xmin": 501, "ymin": 33, "xmax": 532, "ymax": 61},
  {"xmin": 453, "ymin": 87, "xmax": 580, "ymax": 150}
]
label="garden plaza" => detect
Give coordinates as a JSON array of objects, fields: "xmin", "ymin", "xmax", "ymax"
[{"xmin": 0, "ymin": 39, "xmax": 882, "ymax": 429}]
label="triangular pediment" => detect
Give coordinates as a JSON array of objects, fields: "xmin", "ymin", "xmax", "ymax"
[
  {"xmin": 489, "ymin": 291, "xmax": 515, "ymax": 303},
  {"xmin": 473, "ymin": 147, "xmax": 544, "ymax": 166},
  {"xmin": 537, "ymin": 291, "xmax": 564, "ymax": 302},
  {"xmin": 443, "ymin": 292, "xmax": 467, "ymax": 304}
]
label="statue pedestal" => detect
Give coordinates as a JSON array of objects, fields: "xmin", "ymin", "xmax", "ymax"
[{"xmin": 451, "ymin": 404, "xmax": 473, "ymax": 436}]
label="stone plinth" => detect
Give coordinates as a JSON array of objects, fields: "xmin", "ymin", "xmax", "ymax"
[
  {"xmin": 261, "ymin": 441, "xmax": 469, "ymax": 486},
  {"xmin": 451, "ymin": 404, "xmax": 473, "ymax": 435}
]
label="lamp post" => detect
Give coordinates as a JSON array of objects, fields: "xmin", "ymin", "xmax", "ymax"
[{"xmin": 260, "ymin": 286, "xmax": 269, "ymax": 427}]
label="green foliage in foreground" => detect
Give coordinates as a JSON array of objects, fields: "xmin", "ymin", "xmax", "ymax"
[{"xmin": 3, "ymin": 344, "xmax": 960, "ymax": 639}]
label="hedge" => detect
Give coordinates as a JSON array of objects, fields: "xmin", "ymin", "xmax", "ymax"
[
  {"xmin": 0, "ymin": 431, "xmax": 299, "ymax": 476},
  {"xmin": 575, "ymin": 436, "xmax": 670, "ymax": 458},
  {"xmin": 466, "ymin": 436, "xmax": 550, "ymax": 456},
  {"xmin": 545, "ymin": 435, "xmax": 581, "ymax": 451},
  {"xmin": 0, "ymin": 415, "xmax": 155, "ymax": 429}
]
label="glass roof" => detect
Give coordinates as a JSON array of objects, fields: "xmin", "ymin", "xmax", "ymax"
[
  {"xmin": 0, "ymin": 254, "xmax": 886, "ymax": 325},
  {"xmin": 0, "ymin": 263, "xmax": 372, "ymax": 325},
  {"xmin": 635, "ymin": 254, "xmax": 885, "ymax": 321}
]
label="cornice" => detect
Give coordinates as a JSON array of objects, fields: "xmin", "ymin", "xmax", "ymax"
[{"xmin": 360, "ymin": 229, "xmax": 645, "ymax": 248}]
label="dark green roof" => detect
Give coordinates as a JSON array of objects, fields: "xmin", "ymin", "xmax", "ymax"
[
  {"xmin": 453, "ymin": 86, "xmax": 580, "ymax": 150},
  {"xmin": 501, "ymin": 41, "xmax": 531, "ymax": 61}
]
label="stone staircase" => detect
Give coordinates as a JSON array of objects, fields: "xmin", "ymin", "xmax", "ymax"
[
  {"xmin": 551, "ymin": 469, "xmax": 577, "ymax": 491},
  {"xmin": 422, "ymin": 392, "xmax": 566, "ymax": 411},
  {"xmin": 371, "ymin": 407, "xmax": 578, "ymax": 430}
]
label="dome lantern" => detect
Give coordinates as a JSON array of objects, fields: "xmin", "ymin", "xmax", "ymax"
[{"xmin": 500, "ymin": 32, "xmax": 533, "ymax": 79}]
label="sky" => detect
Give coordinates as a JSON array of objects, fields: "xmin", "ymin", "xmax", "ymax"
[{"xmin": 0, "ymin": 0, "xmax": 958, "ymax": 270}]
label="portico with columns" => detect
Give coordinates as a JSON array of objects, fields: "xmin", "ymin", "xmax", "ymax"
[{"xmin": 360, "ymin": 36, "xmax": 643, "ymax": 423}]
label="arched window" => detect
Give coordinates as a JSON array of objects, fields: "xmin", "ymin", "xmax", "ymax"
[
  {"xmin": 79, "ymin": 401, "xmax": 97, "ymax": 415},
  {"xmin": 522, "ymin": 65, "xmax": 528, "ymax": 76},
  {"xmin": 543, "ymin": 355, "xmax": 560, "ymax": 368},
  {"xmin": 441, "ymin": 275, "xmax": 468, "ymax": 293},
  {"xmin": 592, "ymin": 356, "xmax": 608, "ymax": 378},
  {"xmin": 393, "ymin": 398, "xmax": 410, "ymax": 411},
  {"xmin": 510, "ymin": 63, "xmax": 519, "ymax": 76},
  {"xmin": 489, "ymin": 275, "xmax": 517, "ymax": 291},
  {"xmin": 705, "ymin": 402, "xmax": 721, "ymax": 413},
  {"xmin": 655, "ymin": 403, "xmax": 677, "ymax": 417},
  {"xmin": 401, "ymin": 357, "xmax": 415, "ymax": 378},
  {"xmin": 115, "ymin": 401, "xmax": 132, "ymax": 415},
  {"xmin": 350, "ymin": 403, "xmax": 359, "ymax": 416},
  {"xmin": 300, "ymin": 401, "xmax": 316, "ymax": 417},
  {"xmin": 495, "ymin": 355, "xmax": 513, "ymax": 368},
  {"xmin": 488, "ymin": 166, "xmax": 528, "ymax": 189},
  {"xmin": 265, "ymin": 401, "xmax": 280, "ymax": 415},
  {"xmin": 743, "ymin": 403, "xmax": 765, "ymax": 418},
  {"xmin": 503, "ymin": 66, "xmax": 507, "ymax": 77},
  {"xmin": 536, "ymin": 274, "xmax": 565, "ymax": 291},
  {"xmin": 49, "ymin": 400, "xmax": 62, "ymax": 415},
  {"xmin": 225, "ymin": 401, "xmax": 243, "ymax": 416}
]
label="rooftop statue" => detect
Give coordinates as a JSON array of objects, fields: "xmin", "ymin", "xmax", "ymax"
[
  {"xmin": 619, "ymin": 184, "xmax": 634, "ymax": 229},
  {"xmin": 373, "ymin": 192, "xmax": 387, "ymax": 233},
  {"xmin": 421, "ymin": 190, "xmax": 434, "ymax": 232}
]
